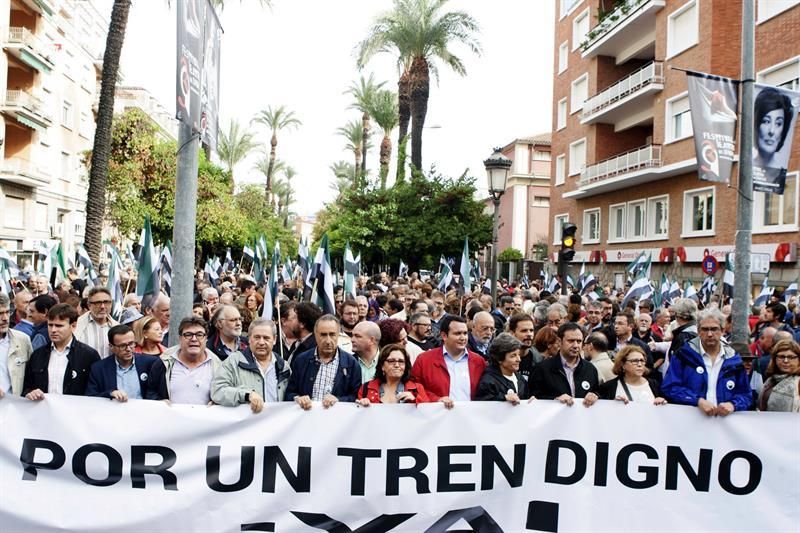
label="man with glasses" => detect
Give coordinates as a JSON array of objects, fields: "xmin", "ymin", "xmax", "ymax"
[
  {"xmin": 545, "ymin": 303, "xmax": 568, "ymax": 331},
  {"xmin": 75, "ymin": 287, "xmax": 119, "ymax": 359},
  {"xmin": 467, "ymin": 310, "xmax": 495, "ymax": 360},
  {"xmin": 583, "ymin": 301, "xmax": 605, "ymax": 334},
  {"xmin": 207, "ymin": 305, "xmax": 248, "ymax": 361},
  {"xmin": 0, "ymin": 292, "xmax": 32, "ymax": 398},
  {"xmin": 429, "ymin": 290, "xmax": 448, "ymax": 338},
  {"xmin": 146, "ymin": 317, "xmax": 222, "ymax": 404},
  {"xmin": 86, "ymin": 324, "xmax": 157, "ymax": 401},
  {"xmin": 662, "ymin": 308, "xmax": 752, "ymax": 415},
  {"xmin": 492, "ymin": 295, "xmax": 516, "ymax": 336},
  {"xmin": 408, "ymin": 312, "xmax": 437, "ymax": 351}
]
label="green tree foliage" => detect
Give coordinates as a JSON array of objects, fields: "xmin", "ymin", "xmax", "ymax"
[
  {"xmin": 313, "ymin": 170, "xmax": 491, "ymax": 272},
  {"xmin": 498, "ymin": 247, "xmax": 523, "ymax": 262}
]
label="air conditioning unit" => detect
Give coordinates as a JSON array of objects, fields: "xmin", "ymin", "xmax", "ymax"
[{"xmin": 50, "ymin": 223, "xmax": 63, "ymax": 238}]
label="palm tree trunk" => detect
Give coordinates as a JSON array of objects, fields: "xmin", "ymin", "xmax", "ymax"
[
  {"xmin": 361, "ymin": 111, "xmax": 369, "ymax": 184},
  {"xmin": 409, "ymin": 56, "xmax": 429, "ymax": 173},
  {"xmin": 265, "ymin": 133, "xmax": 277, "ymax": 207},
  {"xmin": 397, "ymin": 69, "xmax": 410, "ymax": 148},
  {"xmin": 84, "ymin": 0, "xmax": 131, "ymax": 264},
  {"xmin": 354, "ymin": 147, "xmax": 362, "ymax": 181},
  {"xmin": 379, "ymin": 135, "xmax": 391, "ymax": 189}
]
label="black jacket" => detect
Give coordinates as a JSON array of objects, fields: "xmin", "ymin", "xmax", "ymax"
[
  {"xmin": 476, "ymin": 366, "xmax": 530, "ymax": 401},
  {"xmin": 598, "ymin": 377, "xmax": 661, "ymax": 401},
  {"xmin": 530, "ymin": 355, "xmax": 599, "ymax": 399},
  {"xmin": 22, "ymin": 339, "xmax": 101, "ymax": 396},
  {"xmin": 519, "ymin": 347, "xmax": 544, "ymax": 383},
  {"xmin": 286, "ymin": 347, "xmax": 362, "ymax": 402},
  {"xmin": 86, "ymin": 354, "xmax": 159, "ymax": 399},
  {"xmin": 467, "ymin": 333, "xmax": 490, "ymax": 360}
]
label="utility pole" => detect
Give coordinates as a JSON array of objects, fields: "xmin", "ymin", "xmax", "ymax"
[
  {"xmin": 731, "ymin": 0, "xmax": 754, "ymax": 347},
  {"xmin": 168, "ymin": 122, "xmax": 200, "ymax": 346}
]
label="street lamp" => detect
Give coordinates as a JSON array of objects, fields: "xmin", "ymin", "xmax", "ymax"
[{"xmin": 483, "ymin": 147, "xmax": 512, "ymax": 307}]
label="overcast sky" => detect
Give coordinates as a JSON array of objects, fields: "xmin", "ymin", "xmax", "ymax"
[{"xmin": 113, "ymin": 0, "xmax": 555, "ymax": 216}]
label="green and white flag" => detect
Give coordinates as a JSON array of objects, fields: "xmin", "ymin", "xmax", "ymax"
[
  {"xmin": 459, "ymin": 237, "xmax": 471, "ymax": 296},
  {"xmin": 135, "ymin": 216, "xmax": 160, "ymax": 308}
]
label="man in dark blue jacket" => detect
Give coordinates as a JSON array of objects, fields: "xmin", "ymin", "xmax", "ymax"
[
  {"xmin": 287, "ymin": 314, "xmax": 361, "ymax": 409},
  {"xmin": 86, "ymin": 324, "xmax": 158, "ymax": 401}
]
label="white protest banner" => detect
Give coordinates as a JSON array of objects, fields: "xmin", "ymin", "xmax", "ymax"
[{"xmin": 1, "ymin": 395, "xmax": 798, "ymax": 532}]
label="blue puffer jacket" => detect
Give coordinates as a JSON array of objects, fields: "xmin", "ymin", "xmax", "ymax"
[{"xmin": 662, "ymin": 337, "xmax": 752, "ymax": 411}]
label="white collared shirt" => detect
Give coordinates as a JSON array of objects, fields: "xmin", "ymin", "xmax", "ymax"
[
  {"xmin": 444, "ymin": 349, "xmax": 471, "ymax": 401},
  {"xmin": 47, "ymin": 343, "xmax": 72, "ymax": 394},
  {"xmin": 701, "ymin": 348, "xmax": 726, "ymax": 406},
  {"xmin": 0, "ymin": 334, "xmax": 11, "ymax": 394}
]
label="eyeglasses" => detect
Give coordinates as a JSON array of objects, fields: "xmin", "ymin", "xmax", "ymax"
[
  {"xmin": 89, "ymin": 300, "xmax": 112, "ymax": 306},
  {"xmin": 776, "ymin": 354, "xmax": 799, "ymax": 362},
  {"xmin": 181, "ymin": 332, "xmax": 207, "ymax": 340},
  {"xmin": 625, "ymin": 359, "xmax": 646, "ymax": 365},
  {"xmin": 384, "ymin": 359, "xmax": 405, "ymax": 365},
  {"xmin": 112, "ymin": 341, "xmax": 137, "ymax": 350}
]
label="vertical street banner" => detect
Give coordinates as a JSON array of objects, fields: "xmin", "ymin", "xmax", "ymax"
[
  {"xmin": 752, "ymin": 83, "xmax": 800, "ymax": 194},
  {"xmin": 176, "ymin": 0, "xmax": 223, "ymax": 150},
  {"xmin": 686, "ymin": 72, "xmax": 739, "ymax": 184}
]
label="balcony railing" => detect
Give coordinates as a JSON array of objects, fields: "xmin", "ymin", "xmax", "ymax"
[
  {"xmin": 6, "ymin": 27, "xmax": 56, "ymax": 66},
  {"xmin": 580, "ymin": 0, "xmax": 650, "ymax": 51},
  {"xmin": 581, "ymin": 61, "xmax": 663, "ymax": 120},
  {"xmin": 1, "ymin": 157, "xmax": 51, "ymax": 184},
  {"xmin": 580, "ymin": 144, "xmax": 661, "ymax": 185},
  {"xmin": 4, "ymin": 89, "xmax": 51, "ymax": 122}
]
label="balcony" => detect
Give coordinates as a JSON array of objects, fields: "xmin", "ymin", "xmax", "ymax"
[
  {"xmin": 581, "ymin": 61, "xmax": 663, "ymax": 130},
  {"xmin": 0, "ymin": 157, "xmax": 51, "ymax": 188},
  {"xmin": 2, "ymin": 89, "xmax": 52, "ymax": 130},
  {"xmin": 4, "ymin": 27, "xmax": 56, "ymax": 73},
  {"xmin": 581, "ymin": 0, "xmax": 665, "ymax": 64},
  {"xmin": 581, "ymin": 144, "xmax": 662, "ymax": 185},
  {"xmin": 18, "ymin": 0, "xmax": 57, "ymax": 15}
]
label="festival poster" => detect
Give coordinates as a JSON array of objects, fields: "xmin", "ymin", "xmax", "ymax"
[
  {"xmin": 686, "ymin": 72, "xmax": 739, "ymax": 184},
  {"xmin": 752, "ymin": 83, "xmax": 800, "ymax": 195}
]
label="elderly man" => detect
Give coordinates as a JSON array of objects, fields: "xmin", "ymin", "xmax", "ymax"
[
  {"xmin": 212, "ymin": 318, "xmax": 290, "ymax": 412},
  {"xmin": 662, "ymin": 308, "xmax": 752, "ymax": 415},
  {"xmin": 546, "ymin": 303, "xmax": 568, "ymax": 331},
  {"xmin": 122, "ymin": 293, "xmax": 141, "ymax": 313},
  {"xmin": 508, "ymin": 313, "xmax": 542, "ymax": 382},
  {"xmin": 202, "ymin": 287, "xmax": 220, "ymax": 315},
  {"xmin": 146, "ymin": 317, "xmax": 222, "ymax": 404},
  {"xmin": 0, "ymin": 293, "xmax": 32, "ymax": 398},
  {"xmin": 86, "ymin": 324, "xmax": 157, "ymax": 401},
  {"xmin": 148, "ymin": 294, "xmax": 171, "ymax": 345},
  {"xmin": 75, "ymin": 287, "xmax": 119, "ymax": 359},
  {"xmin": 351, "ymin": 321, "xmax": 381, "ymax": 383},
  {"xmin": 10, "ymin": 291, "xmax": 32, "ymax": 329},
  {"xmin": 355, "ymin": 295, "xmax": 369, "ymax": 323},
  {"xmin": 287, "ymin": 314, "xmax": 361, "ymax": 409},
  {"xmin": 468, "ymin": 310, "xmax": 495, "ymax": 360},
  {"xmin": 530, "ymin": 322, "xmax": 600, "ymax": 406},
  {"xmin": 207, "ymin": 305, "xmax": 248, "ymax": 361},
  {"xmin": 750, "ymin": 326, "xmax": 776, "ymax": 376}
]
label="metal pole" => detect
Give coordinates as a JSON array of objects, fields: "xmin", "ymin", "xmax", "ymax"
[
  {"xmin": 490, "ymin": 195, "xmax": 500, "ymax": 307},
  {"xmin": 168, "ymin": 122, "xmax": 200, "ymax": 346},
  {"xmin": 731, "ymin": 0, "xmax": 754, "ymax": 347}
]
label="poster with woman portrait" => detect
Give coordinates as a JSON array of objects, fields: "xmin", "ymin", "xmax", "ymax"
[{"xmin": 752, "ymin": 84, "xmax": 800, "ymax": 195}]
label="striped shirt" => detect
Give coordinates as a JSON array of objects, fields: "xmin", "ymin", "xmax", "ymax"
[
  {"xmin": 78, "ymin": 315, "xmax": 112, "ymax": 359},
  {"xmin": 311, "ymin": 351, "xmax": 339, "ymax": 401}
]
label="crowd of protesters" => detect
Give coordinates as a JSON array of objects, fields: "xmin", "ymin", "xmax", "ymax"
[{"xmin": 1, "ymin": 269, "xmax": 798, "ymax": 415}]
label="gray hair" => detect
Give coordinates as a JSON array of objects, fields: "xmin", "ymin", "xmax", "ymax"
[
  {"xmin": 0, "ymin": 292, "xmax": 10, "ymax": 308},
  {"xmin": 488, "ymin": 333, "xmax": 523, "ymax": 367},
  {"xmin": 671, "ymin": 298, "xmax": 698, "ymax": 322},
  {"xmin": 211, "ymin": 304, "xmax": 239, "ymax": 328},
  {"xmin": 248, "ymin": 318, "xmax": 277, "ymax": 337},
  {"xmin": 201, "ymin": 287, "xmax": 219, "ymax": 301},
  {"xmin": 587, "ymin": 300, "xmax": 604, "ymax": 311},
  {"xmin": 547, "ymin": 302, "xmax": 567, "ymax": 318},
  {"xmin": 697, "ymin": 308, "xmax": 725, "ymax": 328},
  {"xmin": 315, "ymin": 313, "xmax": 340, "ymax": 331},
  {"xmin": 532, "ymin": 301, "xmax": 549, "ymax": 323}
]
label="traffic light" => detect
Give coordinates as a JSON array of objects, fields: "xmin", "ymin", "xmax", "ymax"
[{"xmin": 559, "ymin": 223, "xmax": 577, "ymax": 263}]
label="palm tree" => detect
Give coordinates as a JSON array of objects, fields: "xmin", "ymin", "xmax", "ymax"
[
  {"xmin": 329, "ymin": 160, "xmax": 356, "ymax": 197},
  {"xmin": 251, "ymin": 105, "xmax": 301, "ymax": 207},
  {"xmin": 337, "ymin": 120, "xmax": 369, "ymax": 181},
  {"xmin": 346, "ymin": 74, "xmax": 385, "ymax": 183},
  {"xmin": 366, "ymin": 89, "xmax": 399, "ymax": 189},
  {"xmin": 357, "ymin": 0, "xmax": 481, "ymax": 173},
  {"xmin": 273, "ymin": 166, "xmax": 296, "ymax": 227},
  {"xmin": 217, "ymin": 119, "xmax": 260, "ymax": 188}
]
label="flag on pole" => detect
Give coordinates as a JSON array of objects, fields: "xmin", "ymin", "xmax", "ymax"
[
  {"xmin": 576, "ymin": 262, "xmax": 586, "ymax": 292},
  {"xmin": 282, "ymin": 258, "xmax": 293, "ymax": 284},
  {"xmin": 135, "ymin": 216, "xmax": 160, "ymax": 309},
  {"xmin": 626, "ymin": 252, "xmax": 646, "ymax": 276},
  {"xmin": 223, "ymin": 248, "xmax": 235, "ymax": 272},
  {"xmin": 344, "ymin": 242, "xmax": 359, "ymax": 300},
  {"xmin": 669, "ymin": 278, "xmax": 682, "ymax": 302},
  {"xmin": 76, "ymin": 245, "xmax": 99, "ymax": 288},
  {"xmin": 106, "ymin": 247, "xmax": 124, "ymax": 320},
  {"xmin": 204, "ymin": 258, "xmax": 219, "ymax": 287},
  {"xmin": 243, "ymin": 244, "xmax": 255, "ymax": 260},
  {"xmin": 580, "ymin": 272, "xmax": 597, "ymax": 295},
  {"xmin": 437, "ymin": 255, "xmax": 453, "ymax": 292},
  {"xmin": 658, "ymin": 273, "xmax": 670, "ymax": 307},
  {"xmin": 262, "ymin": 242, "xmax": 281, "ymax": 320},
  {"xmin": 471, "ymin": 259, "xmax": 481, "ymax": 282},
  {"xmin": 0, "ymin": 247, "xmax": 20, "ymax": 277},
  {"xmin": 699, "ymin": 275, "xmax": 716, "ymax": 304},
  {"xmin": 547, "ymin": 275, "xmax": 561, "ymax": 294},
  {"xmin": 753, "ymin": 276, "xmax": 773, "ymax": 308},
  {"xmin": 257, "ymin": 235, "xmax": 268, "ymax": 263},
  {"xmin": 459, "ymin": 238, "xmax": 471, "ymax": 296},
  {"xmin": 159, "ymin": 241, "xmax": 173, "ymax": 296},
  {"xmin": 684, "ymin": 281, "xmax": 699, "ymax": 302},
  {"xmin": 622, "ymin": 275, "xmax": 653, "ymax": 309},
  {"xmin": 783, "ymin": 282, "xmax": 797, "ymax": 303},
  {"xmin": 723, "ymin": 255, "xmax": 735, "ymax": 302},
  {"xmin": 310, "ymin": 234, "xmax": 336, "ymax": 315},
  {"xmin": 398, "ymin": 260, "xmax": 408, "ymax": 278}
]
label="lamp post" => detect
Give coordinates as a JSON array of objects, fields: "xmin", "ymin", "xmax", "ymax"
[{"xmin": 484, "ymin": 148, "xmax": 512, "ymax": 307}]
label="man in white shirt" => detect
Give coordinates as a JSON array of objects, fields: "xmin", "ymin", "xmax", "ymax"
[
  {"xmin": 351, "ymin": 321, "xmax": 381, "ymax": 383},
  {"xmin": 75, "ymin": 287, "xmax": 119, "ymax": 359},
  {"xmin": 0, "ymin": 293, "xmax": 32, "ymax": 397}
]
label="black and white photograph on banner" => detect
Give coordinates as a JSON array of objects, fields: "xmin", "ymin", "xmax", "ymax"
[
  {"xmin": 686, "ymin": 72, "xmax": 739, "ymax": 184},
  {"xmin": 752, "ymin": 83, "xmax": 800, "ymax": 195}
]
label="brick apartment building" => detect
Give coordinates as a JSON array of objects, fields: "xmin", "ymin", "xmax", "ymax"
[{"xmin": 550, "ymin": 0, "xmax": 799, "ymax": 293}]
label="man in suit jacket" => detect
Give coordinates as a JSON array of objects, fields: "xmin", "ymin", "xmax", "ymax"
[
  {"xmin": 411, "ymin": 315, "xmax": 487, "ymax": 408},
  {"xmin": 0, "ymin": 293, "xmax": 33, "ymax": 397},
  {"xmin": 86, "ymin": 324, "xmax": 157, "ymax": 401},
  {"xmin": 530, "ymin": 322, "xmax": 600, "ymax": 406},
  {"xmin": 74, "ymin": 287, "xmax": 119, "ymax": 360},
  {"xmin": 23, "ymin": 304, "xmax": 100, "ymax": 400}
]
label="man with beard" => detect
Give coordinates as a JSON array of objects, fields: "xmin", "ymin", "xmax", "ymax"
[
  {"xmin": 207, "ymin": 305, "xmax": 248, "ymax": 361},
  {"xmin": 75, "ymin": 287, "xmax": 119, "ymax": 359},
  {"xmin": 583, "ymin": 300, "xmax": 605, "ymax": 334},
  {"xmin": 408, "ymin": 312, "xmax": 437, "ymax": 351},
  {"xmin": 467, "ymin": 310, "xmax": 495, "ymax": 360},
  {"xmin": 339, "ymin": 300, "xmax": 360, "ymax": 337},
  {"xmin": 530, "ymin": 322, "xmax": 599, "ymax": 405},
  {"xmin": 508, "ymin": 313, "xmax": 542, "ymax": 383}
]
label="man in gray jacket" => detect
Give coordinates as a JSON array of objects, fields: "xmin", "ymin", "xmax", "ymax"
[
  {"xmin": 211, "ymin": 318, "xmax": 290, "ymax": 412},
  {"xmin": 0, "ymin": 292, "xmax": 32, "ymax": 397}
]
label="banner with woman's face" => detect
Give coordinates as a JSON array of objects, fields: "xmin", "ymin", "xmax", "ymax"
[{"xmin": 753, "ymin": 84, "xmax": 800, "ymax": 195}]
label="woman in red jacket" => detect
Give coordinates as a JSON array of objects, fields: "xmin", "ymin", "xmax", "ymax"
[{"xmin": 356, "ymin": 344, "xmax": 431, "ymax": 405}]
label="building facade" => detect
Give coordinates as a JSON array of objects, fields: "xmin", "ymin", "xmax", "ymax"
[
  {"xmin": 0, "ymin": 0, "xmax": 106, "ymax": 268},
  {"xmin": 550, "ymin": 0, "xmax": 799, "ymax": 292}
]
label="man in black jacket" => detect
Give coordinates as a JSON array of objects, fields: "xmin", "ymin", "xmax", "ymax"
[
  {"xmin": 530, "ymin": 322, "xmax": 599, "ymax": 406},
  {"xmin": 23, "ymin": 304, "xmax": 100, "ymax": 399}
]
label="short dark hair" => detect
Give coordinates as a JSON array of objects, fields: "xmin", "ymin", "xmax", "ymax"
[
  {"xmin": 108, "ymin": 324, "xmax": 134, "ymax": 344},
  {"xmin": 48, "ymin": 303, "xmax": 78, "ymax": 323},
  {"xmin": 489, "ymin": 333, "xmax": 523, "ymax": 368},
  {"xmin": 499, "ymin": 295, "xmax": 514, "ymax": 306},
  {"xmin": 557, "ymin": 321, "xmax": 584, "ymax": 340},
  {"xmin": 178, "ymin": 316, "xmax": 208, "ymax": 335},
  {"xmin": 295, "ymin": 302, "xmax": 323, "ymax": 333},
  {"xmin": 87, "ymin": 286, "xmax": 112, "ymax": 300},
  {"xmin": 508, "ymin": 312, "xmax": 534, "ymax": 332},
  {"xmin": 341, "ymin": 299, "xmax": 359, "ymax": 312},
  {"xmin": 374, "ymin": 343, "xmax": 412, "ymax": 383},
  {"xmin": 585, "ymin": 332, "xmax": 609, "ymax": 352},
  {"xmin": 440, "ymin": 314, "xmax": 466, "ymax": 335},
  {"xmin": 767, "ymin": 302, "xmax": 787, "ymax": 322},
  {"xmin": 239, "ymin": 279, "xmax": 256, "ymax": 292},
  {"xmin": 279, "ymin": 300, "xmax": 297, "ymax": 321},
  {"xmin": 31, "ymin": 294, "xmax": 57, "ymax": 314},
  {"xmin": 387, "ymin": 298, "xmax": 404, "ymax": 312},
  {"xmin": 754, "ymin": 87, "xmax": 794, "ymax": 152},
  {"xmin": 615, "ymin": 311, "xmax": 635, "ymax": 327}
]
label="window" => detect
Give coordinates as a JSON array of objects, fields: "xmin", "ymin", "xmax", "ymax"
[
  {"xmin": 61, "ymin": 152, "xmax": 71, "ymax": 179},
  {"xmin": 758, "ymin": 56, "xmax": 800, "ymax": 91},
  {"xmin": 532, "ymin": 196, "xmax": 550, "ymax": 207},
  {"xmin": 609, "ymin": 203, "xmax": 626, "ymax": 241},
  {"xmin": 553, "ymin": 214, "xmax": 569, "ymax": 244},
  {"xmin": 647, "ymin": 196, "xmax": 669, "ymax": 238},
  {"xmin": 560, "ymin": 0, "xmax": 582, "ymax": 19},
  {"xmin": 558, "ymin": 41, "xmax": 569, "ymax": 74},
  {"xmin": 35, "ymin": 202, "xmax": 48, "ymax": 232},
  {"xmin": 79, "ymin": 112, "xmax": 91, "ymax": 138},
  {"xmin": 568, "ymin": 138, "xmax": 586, "ymax": 176},
  {"xmin": 628, "ymin": 200, "xmax": 646, "ymax": 239},
  {"xmin": 533, "ymin": 150, "xmax": 551, "ymax": 161},
  {"xmin": 555, "ymin": 154, "xmax": 566, "ymax": 186},
  {"xmin": 758, "ymin": 0, "xmax": 800, "ymax": 22},
  {"xmin": 666, "ymin": 93, "xmax": 693, "ymax": 143},
  {"xmin": 61, "ymin": 100, "xmax": 73, "ymax": 129},
  {"xmin": 572, "ymin": 8, "xmax": 590, "ymax": 51},
  {"xmin": 683, "ymin": 187, "xmax": 715, "ymax": 236},
  {"xmin": 4, "ymin": 196, "xmax": 25, "ymax": 229},
  {"xmin": 754, "ymin": 172, "xmax": 798, "ymax": 231},
  {"xmin": 557, "ymin": 98, "xmax": 568, "ymax": 130},
  {"xmin": 583, "ymin": 209, "xmax": 600, "ymax": 243},
  {"xmin": 667, "ymin": 0, "xmax": 699, "ymax": 58},
  {"xmin": 571, "ymin": 74, "xmax": 588, "ymax": 113}
]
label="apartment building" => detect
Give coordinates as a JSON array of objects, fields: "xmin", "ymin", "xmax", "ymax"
[
  {"xmin": 550, "ymin": 0, "xmax": 799, "ymax": 291},
  {"xmin": 114, "ymin": 85, "xmax": 177, "ymax": 141},
  {"xmin": 0, "ymin": 0, "xmax": 106, "ymax": 269}
]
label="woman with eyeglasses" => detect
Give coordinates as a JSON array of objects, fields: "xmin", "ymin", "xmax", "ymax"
[
  {"xmin": 599, "ymin": 345, "xmax": 667, "ymax": 405},
  {"xmin": 758, "ymin": 340, "xmax": 800, "ymax": 412},
  {"xmin": 476, "ymin": 333, "xmax": 532, "ymax": 404},
  {"xmin": 356, "ymin": 344, "xmax": 430, "ymax": 405}
]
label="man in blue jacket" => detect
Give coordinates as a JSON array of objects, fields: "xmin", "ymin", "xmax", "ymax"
[
  {"xmin": 287, "ymin": 314, "xmax": 361, "ymax": 409},
  {"xmin": 662, "ymin": 308, "xmax": 752, "ymax": 415},
  {"xmin": 86, "ymin": 324, "xmax": 157, "ymax": 401}
]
